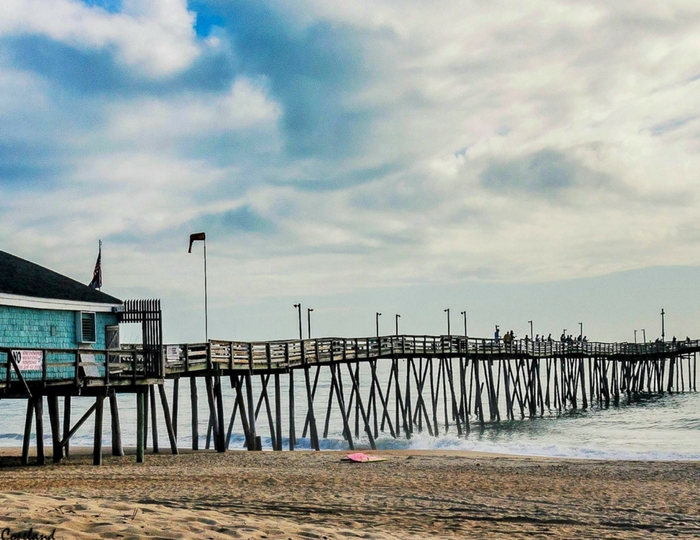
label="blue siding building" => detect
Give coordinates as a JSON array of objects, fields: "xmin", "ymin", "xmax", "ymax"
[{"xmin": 0, "ymin": 251, "xmax": 123, "ymax": 383}]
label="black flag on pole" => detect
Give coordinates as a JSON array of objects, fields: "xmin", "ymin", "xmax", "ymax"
[
  {"xmin": 88, "ymin": 240, "xmax": 102, "ymax": 289},
  {"xmin": 188, "ymin": 232, "xmax": 206, "ymax": 253}
]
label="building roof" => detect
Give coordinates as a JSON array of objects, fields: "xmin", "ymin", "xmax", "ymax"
[{"xmin": 0, "ymin": 250, "xmax": 122, "ymax": 305}]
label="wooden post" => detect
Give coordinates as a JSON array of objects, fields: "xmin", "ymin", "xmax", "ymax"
[
  {"xmin": 109, "ymin": 392, "xmax": 124, "ymax": 457},
  {"xmin": 244, "ymin": 373, "xmax": 257, "ymax": 451},
  {"xmin": 231, "ymin": 374, "xmax": 252, "ymax": 448},
  {"xmin": 34, "ymin": 396, "xmax": 45, "ymax": 466},
  {"xmin": 21, "ymin": 398, "xmax": 33, "ymax": 466},
  {"xmin": 274, "ymin": 373, "xmax": 283, "ymax": 451},
  {"xmin": 330, "ymin": 363, "xmax": 354, "ymax": 450},
  {"xmin": 214, "ymin": 375, "xmax": 226, "ymax": 452},
  {"xmin": 149, "ymin": 385, "xmax": 159, "ymax": 453},
  {"xmin": 63, "ymin": 396, "xmax": 71, "ymax": 459},
  {"xmin": 93, "ymin": 395, "xmax": 104, "ymax": 466},
  {"xmin": 136, "ymin": 389, "xmax": 145, "ymax": 463},
  {"xmin": 204, "ymin": 376, "xmax": 220, "ymax": 451},
  {"xmin": 172, "ymin": 376, "xmax": 179, "ymax": 440},
  {"xmin": 47, "ymin": 395, "xmax": 62, "ymax": 463},
  {"xmin": 345, "ymin": 363, "xmax": 376, "ymax": 449},
  {"xmin": 190, "ymin": 377, "xmax": 199, "ymax": 450},
  {"xmin": 405, "ymin": 357, "xmax": 413, "ymax": 435},
  {"xmin": 288, "ymin": 370, "xmax": 296, "ymax": 450},
  {"xmin": 303, "ymin": 365, "xmax": 320, "ymax": 450},
  {"xmin": 158, "ymin": 383, "xmax": 179, "ymax": 455},
  {"xmin": 323, "ymin": 367, "xmax": 336, "ymax": 438},
  {"xmin": 369, "ymin": 359, "xmax": 396, "ymax": 438}
]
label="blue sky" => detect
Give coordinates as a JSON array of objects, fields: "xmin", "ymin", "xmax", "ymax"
[{"xmin": 2, "ymin": 0, "xmax": 700, "ymax": 343}]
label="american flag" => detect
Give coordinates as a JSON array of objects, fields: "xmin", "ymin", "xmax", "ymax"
[{"xmin": 88, "ymin": 240, "xmax": 102, "ymax": 289}]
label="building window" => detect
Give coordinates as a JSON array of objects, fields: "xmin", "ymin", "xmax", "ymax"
[{"xmin": 76, "ymin": 312, "xmax": 96, "ymax": 343}]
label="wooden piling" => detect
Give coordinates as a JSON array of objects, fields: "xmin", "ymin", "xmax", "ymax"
[
  {"xmin": 109, "ymin": 392, "xmax": 124, "ymax": 457},
  {"xmin": 288, "ymin": 370, "xmax": 296, "ymax": 450},
  {"xmin": 21, "ymin": 398, "xmax": 33, "ymax": 466},
  {"xmin": 48, "ymin": 394, "xmax": 61, "ymax": 463},
  {"xmin": 172, "ymin": 376, "xmax": 179, "ymax": 440},
  {"xmin": 158, "ymin": 383, "xmax": 179, "ymax": 455},
  {"xmin": 93, "ymin": 394, "xmax": 104, "ymax": 466},
  {"xmin": 136, "ymin": 389, "xmax": 145, "ymax": 463},
  {"xmin": 190, "ymin": 377, "xmax": 199, "ymax": 450},
  {"xmin": 34, "ymin": 396, "xmax": 45, "ymax": 466},
  {"xmin": 62, "ymin": 396, "xmax": 71, "ymax": 458},
  {"xmin": 149, "ymin": 384, "xmax": 159, "ymax": 453}
]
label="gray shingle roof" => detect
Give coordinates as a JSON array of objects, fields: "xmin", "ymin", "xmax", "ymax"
[{"xmin": 0, "ymin": 251, "xmax": 122, "ymax": 305}]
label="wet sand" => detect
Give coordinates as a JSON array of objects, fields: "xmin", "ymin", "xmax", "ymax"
[{"xmin": 0, "ymin": 449, "xmax": 699, "ymax": 538}]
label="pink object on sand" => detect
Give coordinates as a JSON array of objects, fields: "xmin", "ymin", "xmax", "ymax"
[{"xmin": 345, "ymin": 452, "xmax": 387, "ymax": 463}]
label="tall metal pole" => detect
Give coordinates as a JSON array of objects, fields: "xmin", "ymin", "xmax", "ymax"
[
  {"xmin": 528, "ymin": 320, "xmax": 533, "ymax": 340},
  {"xmin": 188, "ymin": 232, "xmax": 208, "ymax": 342},
  {"xmin": 661, "ymin": 308, "xmax": 665, "ymax": 341},
  {"xmin": 634, "ymin": 330, "xmax": 637, "ymax": 344},
  {"xmin": 642, "ymin": 328, "xmax": 646, "ymax": 343},
  {"xmin": 461, "ymin": 311, "xmax": 467, "ymax": 337},
  {"xmin": 395, "ymin": 314, "xmax": 400, "ymax": 336},
  {"xmin": 307, "ymin": 308, "xmax": 313, "ymax": 339},
  {"xmin": 376, "ymin": 312, "xmax": 381, "ymax": 337},
  {"xmin": 294, "ymin": 304, "xmax": 302, "ymax": 340},
  {"xmin": 444, "ymin": 308, "xmax": 450, "ymax": 335},
  {"xmin": 203, "ymin": 240, "xmax": 208, "ymax": 342},
  {"xmin": 578, "ymin": 322, "xmax": 583, "ymax": 338}
]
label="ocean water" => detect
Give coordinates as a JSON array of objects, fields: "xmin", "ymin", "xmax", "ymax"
[{"xmin": 1, "ymin": 372, "xmax": 699, "ymax": 461}]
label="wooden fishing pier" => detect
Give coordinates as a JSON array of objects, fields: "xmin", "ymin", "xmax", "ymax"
[{"xmin": 3, "ymin": 332, "xmax": 698, "ymax": 465}]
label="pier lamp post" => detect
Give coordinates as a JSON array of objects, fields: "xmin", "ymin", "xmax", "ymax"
[
  {"xmin": 634, "ymin": 330, "xmax": 637, "ymax": 344},
  {"xmin": 395, "ymin": 314, "xmax": 400, "ymax": 336},
  {"xmin": 293, "ymin": 304, "xmax": 303, "ymax": 340},
  {"xmin": 461, "ymin": 311, "xmax": 468, "ymax": 337},
  {"xmin": 444, "ymin": 308, "xmax": 451, "ymax": 336},
  {"xmin": 661, "ymin": 309, "xmax": 665, "ymax": 342},
  {"xmin": 528, "ymin": 320, "xmax": 533, "ymax": 340},
  {"xmin": 188, "ymin": 232, "xmax": 208, "ymax": 341},
  {"xmin": 376, "ymin": 312, "xmax": 381, "ymax": 337},
  {"xmin": 307, "ymin": 308, "xmax": 313, "ymax": 339},
  {"xmin": 579, "ymin": 322, "xmax": 583, "ymax": 338},
  {"xmin": 642, "ymin": 328, "xmax": 646, "ymax": 343}
]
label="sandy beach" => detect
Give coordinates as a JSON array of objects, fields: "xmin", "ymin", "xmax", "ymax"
[{"xmin": 0, "ymin": 449, "xmax": 699, "ymax": 539}]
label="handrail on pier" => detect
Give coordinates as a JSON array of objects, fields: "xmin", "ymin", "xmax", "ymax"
[{"xmin": 161, "ymin": 335, "xmax": 700, "ymax": 375}]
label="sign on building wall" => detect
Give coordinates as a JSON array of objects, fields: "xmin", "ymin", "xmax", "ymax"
[
  {"xmin": 166, "ymin": 345, "xmax": 180, "ymax": 362},
  {"xmin": 11, "ymin": 350, "xmax": 43, "ymax": 371}
]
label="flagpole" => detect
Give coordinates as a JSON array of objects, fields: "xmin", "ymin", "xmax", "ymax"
[
  {"xmin": 188, "ymin": 232, "xmax": 208, "ymax": 342},
  {"xmin": 98, "ymin": 239, "xmax": 102, "ymax": 291},
  {"xmin": 204, "ymin": 239, "xmax": 208, "ymax": 342}
]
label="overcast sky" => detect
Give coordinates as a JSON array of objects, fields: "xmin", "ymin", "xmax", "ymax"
[{"xmin": 2, "ymin": 0, "xmax": 700, "ymax": 343}]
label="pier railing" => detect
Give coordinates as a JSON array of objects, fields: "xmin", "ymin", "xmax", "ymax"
[
  {"xmin": 162, "ymin": 335, "xmax": 700, "ymax": 374},
  {"xmin": 0, "ymin": 345, "xmax": 161, "ymax": 393}
]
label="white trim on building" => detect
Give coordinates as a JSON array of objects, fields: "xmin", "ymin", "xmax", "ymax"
[{"xmin": 0, "ymin": 292, "xmax": 122, "ymax": 313}]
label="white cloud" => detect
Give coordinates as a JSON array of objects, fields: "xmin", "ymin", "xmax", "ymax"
[
  {"xmin": 107, "ymin": 78, "xmax": 281, "ymax": 141},
  {"xmin": 0, "ymin": 0, "xmax": 200, "ymax": 76},
  {"xmin": 5, "ymin": 1, "xmax": 700, "ymax": 340}
]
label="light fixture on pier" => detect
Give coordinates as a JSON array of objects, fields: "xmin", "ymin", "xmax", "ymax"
[
  {"xmin": 460, "ymin": 311, "xmax": 468, "ymax": 337},
  {"xmin": 307, "ymin": 308, "xmax": 314, "ymax": 339},
  {"xmin": 188, "ymin": 232, "xmax": 208, "ymax": 342},
  {"xmin": 293, "ymin": 304, "xmax": 303, "ymax": 340},
  {"xmin": 376, "ymin": 312, "xmax": 381, "ymax": 337},
  {"xmin": 395, "ymin": 314, "xmax": 400, "ymax": 336},
  {"xmin": 661, "ymin": 309, "xmax": 665, "ymax": 342}
]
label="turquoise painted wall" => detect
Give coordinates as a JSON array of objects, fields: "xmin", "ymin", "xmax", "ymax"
[{"xmin": 0, "ymin": 306, "xmax": 119, "ymax": 381}]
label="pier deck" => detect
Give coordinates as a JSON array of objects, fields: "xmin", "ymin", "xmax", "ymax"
[{"xmin": 1, "ymin": 334, "xmax": 697, "ymax": 465}]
